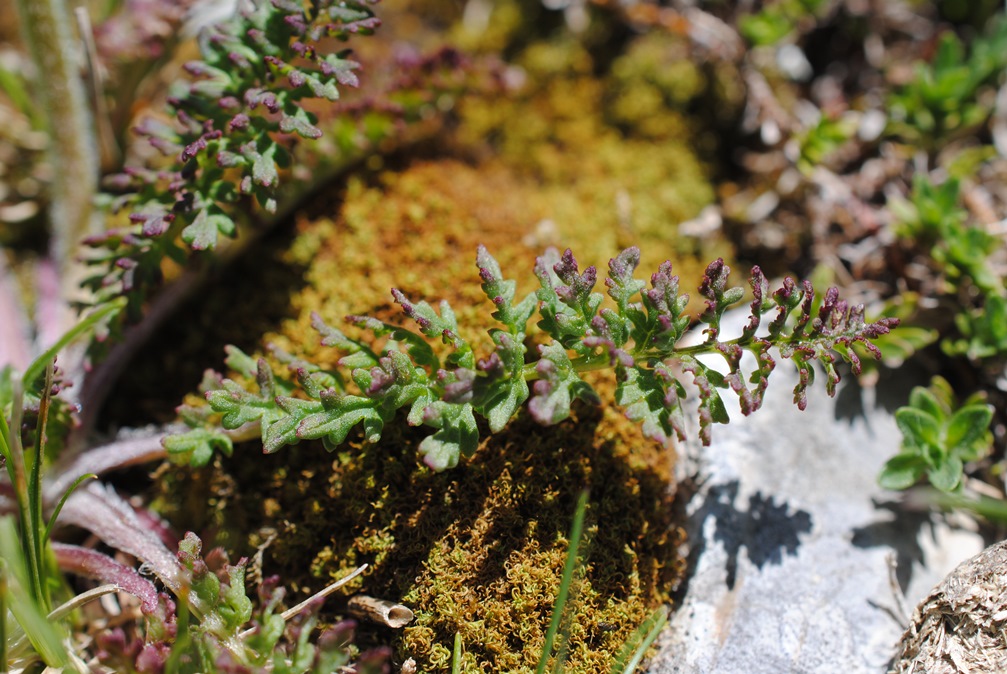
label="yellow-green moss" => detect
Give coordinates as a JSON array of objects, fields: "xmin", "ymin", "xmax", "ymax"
[{"xmin": 147, "ymin": 13, "xmax": 738, "ymax": 672}]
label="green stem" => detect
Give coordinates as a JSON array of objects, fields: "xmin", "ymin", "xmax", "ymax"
[
  {"xmin": 0, "ymin": 561, "xmax": 7, "ymax": 674},
  {"xmin": 520, "ymin": 335, "xmax": 758, "ymax": 382},
  {"xmin": 519, "ymin": 329, "xmax": 825, "ymax": 382},
  {"xmin": 27, "ymin": 363, "xmax": 54, "ymax": 609},
  {"xmin": 4, "ymin": 380, "xmax": 41, "ymax": 606}
]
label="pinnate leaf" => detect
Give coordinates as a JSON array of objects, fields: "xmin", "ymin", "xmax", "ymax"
[
  {"xmin": 699, "ymin": 258, "xmax": 745, "ymax": 341},
  {"xmin": 296, "ymin": 393, "xmax": 383, "ymax": 446},
  {"xmin": 182, "ymin": 206, "xmax": 236, "ymax": 250},
  {"xmin": 535, "ymin": 248, "xmax": 602, "ymax": 352},
  {"xmin": 474, "ymin": 332, "xmax": 530, "ymax": 432},
  {"xmin": 679, "ymin": 355, "xmax": 730, "ymax": 445},
  {"xmin": 194, "ymin": 245, "xmax": 899, "ymax": 469},
  {"xmin": 605, "ymin": 246, "xmax": 647, "ymax": 312}
]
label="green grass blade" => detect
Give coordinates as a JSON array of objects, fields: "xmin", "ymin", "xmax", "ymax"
[
  {"xmin": 20, "ymin": 297, "xmax": 126, "ymax": 392},
  {"xmin": 932, "ymin": 490, "xmax": 1007, "ymax": 523},
  {"xmin": 610, "ymin": 605, "xmax": 669, "ymax": 674},
  {"xmin": 451, "ymin": 631, "xmax": 463, "ymax": 674},
  {"xmin": 1, "ymin": 379, "xmax": 42, "ymax": 607},
  {"xmin": 44, "ymin": 473, "xmax": 97, "ymax": 542},
  {"xmin": 0, "ymin": 518, "xmax": 66, "ymax": 667},
  {"xmin": 536, "ymin": 489, "xmax": 589, "ymax": 674}
]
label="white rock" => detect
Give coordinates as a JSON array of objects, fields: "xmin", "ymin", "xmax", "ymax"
[{"xmin": 648, "ymin": 313, "xmax": 985, "ymax": 673}]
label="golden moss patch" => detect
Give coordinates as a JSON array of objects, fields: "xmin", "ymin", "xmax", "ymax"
[{"xmin": 146, "ymin": 14, "xmax": 735, "ymax": 672}]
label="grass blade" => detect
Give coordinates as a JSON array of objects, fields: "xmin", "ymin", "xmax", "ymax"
[
  {"xmin": 536, "ymin": 488, "xmax": 589, "ymax": 674},
  {"xmin": 20, "ymin": 297, "xmax": 125, "ymax": 391},
  {"xmin": 44, "ymin": 472, "xmax": 97, "ymax": 542},
  {"xmin": 0, "ymin": 517, "xmax": 66, "ymax": 667},
  {"xmin": 451, "ymin": 631, "xmax": 463, "ymax": 674},
  {"xmin": 610, "ymin": 605, "xmax": 669, "ymax": 674}
]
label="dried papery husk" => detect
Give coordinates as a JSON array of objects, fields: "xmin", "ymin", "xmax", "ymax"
[{"xmin": 891, "ymin": 539, "xmax": 1007, "ymax": 673}]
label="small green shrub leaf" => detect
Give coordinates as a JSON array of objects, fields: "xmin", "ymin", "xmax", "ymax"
[
  {"xmin": 895, "ymin": 407, "xmax": 941, "ymax": 450},
  {"xmin": 878, "ymin": 453, "xmax": 928, "ymax": 490},
  {"xmin": 946, "ymin": 404, "xmax": 994, "ymax": 458},
  {"xmin": 929, "ymin": 455, "xmax": 964, "ymax": 492}
]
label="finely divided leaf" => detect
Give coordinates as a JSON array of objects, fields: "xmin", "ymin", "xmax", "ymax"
[
  {"xmin": 474, "ymin": 331, "xmax": 529, "ymax": 432},
  {"xmin": 392, "ymin": 289, "xmax": 472, "ymax": 367},
  {"xmin": 345, "ymin": 314, "xmax": 440, "ymax": 371},
  {"xmin": 615, "ymin": 363, "xmax": 686, "ymax": 444},
  {"xmin": 207, "ymin": 360, "xmax": 283, "ymax": 430},
  {"xmin": 182, "ymin": 206, "xmax": 236, "ymax": 250},
  {"xmin": 418, "ymin": 402, "xmax": 479, "ymax": 471},
  {"xmin": 477, "ymin": 245, "xmax": 535, "ymax": 333},
  {"xmin": 698, "ymin": 259, "xmax": 745, "ymax": 342},
  {"xmin": 262, "ymin": 396, "xmax": 324, "ymax": 452},
  {"xmin": 529, "ymin": 342, "xmax": 600, "ymax": 425},
  {"xmin": 297, "ymin": 393, "xmax": 383, "ymax": 446},
  {"xmin": 163, "ymin": 429, "xmax": 234, "ymax": 468},
  {"xmin": 605, "ymin": 246, "xmax": 646, "ymax": 313},
  {"xmin": 535, "ymin": 248, "xmax": 603, "ymax": 352},
  {"xmin": 679, "ymin": 355, "xmax": 730, "ymax": 445}
]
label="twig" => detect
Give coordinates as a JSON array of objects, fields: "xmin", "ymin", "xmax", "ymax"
[
  {"xmin": 238, "ymin": 564, "xmax": 369, "ymax": 639},
  {"xmin": 73, "ymin": 6, "xmax": 120, "ymax": 171}
]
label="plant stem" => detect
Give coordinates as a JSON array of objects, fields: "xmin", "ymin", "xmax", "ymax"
[
  {"xmin": 26, "ymin": 362, "xmax": 55, "ymax": 608},
  {"xmin": 0, "ymin": 561, "xmax": 7, "ymax": 674},
  {"xmin": 13, "ymin": 0, "xmax": 99, "ymax": 271}
]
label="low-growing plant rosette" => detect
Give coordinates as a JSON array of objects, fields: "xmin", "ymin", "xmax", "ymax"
[{"xmin": 880, "ymin": 376, "xmax": 994, "ymax": 493}]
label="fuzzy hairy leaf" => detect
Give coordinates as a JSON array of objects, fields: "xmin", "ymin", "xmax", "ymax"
[
  {"xmin": 477, "ymin": 245, "xmax": 536, "ymax": 334},
  {"xmin": 529, "ymin": 342, "xmax": 600, "ymax": 425},
  {"xmin": 162, "ymin": 429, "xmax": 233, "ymax": 468},
  {"xmin": 535, "ymin": 248, "xmax": 603, "ymax": 353},
  {"xmin": 474, "ymin": 331, "xmax": 529, "ymax": 432},
  {"xmin": 878, "ymin": 453, "xmax": 928, "ymax": 490},
  {"xmin": 296, "ymin": 393, "xmax": 383, "ymax": 447},
  {"xmin": 615, "ymin": 363, "xmax": 686, "ymax": 444},
  {"xmin": 946, "ymin": 404, "xmax": 994, "ymax": 459},
  {"xmin": 418, "ymin": 402, "xmax": 478, "ymax": 471}
]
